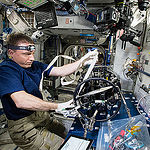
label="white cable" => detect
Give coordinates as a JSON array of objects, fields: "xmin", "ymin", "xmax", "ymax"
[
  {"xmin": 40, "ymin": 50, "xmax": 98, "ymax": 92},
  {"xmin": 39, "ymin": 55, "xmax": 76, "ymax": 92},
  {"xmin": 78, "ymin": 53, "xmax": 98, "ymax": 95}
]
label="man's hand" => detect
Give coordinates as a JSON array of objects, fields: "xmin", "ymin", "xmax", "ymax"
[
  {"xmin": 56, "ymin": 99, "xmax": 75, "ymax": 113},
  {"xmin": 80, "ymin": 50, "xmax": 98, "ymax": 67}
]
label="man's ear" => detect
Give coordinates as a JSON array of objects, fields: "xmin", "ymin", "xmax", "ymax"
[{"xmin": 7, "ymin": 49, "xmax": 14, "ymax": 59}]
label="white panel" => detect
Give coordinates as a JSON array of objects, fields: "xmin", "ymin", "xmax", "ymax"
[
  {"xmin": 0, "ymin": 14, "xmax": 3, "ymax": 34},
  {"xmin": 138, "ymin": 43, "xmax": 150, "ymax": 88},
  {"xmin": 6, "ymin": 9, "xmax": 31, "ymax": 32},
  {"xmin": 113, "ymin": 39, "xmax": 139, "ymax": 91},
  {"xmin": 53, "ymin": 16, "xmax": 93, "ymax": 29}
]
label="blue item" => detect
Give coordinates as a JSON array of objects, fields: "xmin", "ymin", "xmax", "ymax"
[
  {"xmin": 125, "ymin": 139, "xmax": 144, "ymax": 149},
  {"xmin": 0, "ymin": 59, "xmax": 53, "ymax": 120},
  {"xmin": 124, "ymin": 129, "xmax": 144, "ymax": 149},
  {"xmin": 85, "ymin": 12, "xmax": 96, "ymax": 24},
  {"xmin": 3, "ymin": 28, "xmax": 12, "ymax": 34},
  {"xmin": 80, "ymin": 34, "xmax": 94, "ymax": 37}
]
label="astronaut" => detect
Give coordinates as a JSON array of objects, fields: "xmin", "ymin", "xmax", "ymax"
[{"xmin": 0, "ymin": 32, "xmax": 98, "ymax": 150}]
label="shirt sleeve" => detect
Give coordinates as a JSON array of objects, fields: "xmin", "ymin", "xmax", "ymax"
[
  {"xmin": 0, "ymin": 66, "xmax": 24, "ymax": 98},
  {"xmin": 37, "ymin": 61, "xmax": 53, "ymax": 77},
  {"xmin": 44, "ymin": 65, "xmax": 53, "ymax": 77}
]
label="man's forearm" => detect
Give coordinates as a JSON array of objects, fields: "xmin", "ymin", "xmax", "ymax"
[
  {"xmin": 10, "ymin": 91, "xmax": 58, "ymax": 111},
  {"xmin": 49, "ymin": 60, "xmax": 81, "ymax": 77}
]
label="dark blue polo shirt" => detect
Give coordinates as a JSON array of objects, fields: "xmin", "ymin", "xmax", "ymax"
[{"xmin": 0, "ymin": 59, "xmax": 53, "ymax": 120}]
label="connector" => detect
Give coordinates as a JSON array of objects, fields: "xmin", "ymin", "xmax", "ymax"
[{"xmin": 141, "ymin": 84, "xmax": 149, "ymax": 93}]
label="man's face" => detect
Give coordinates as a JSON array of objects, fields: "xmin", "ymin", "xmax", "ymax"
[{"xmin": 8, "ymin": 42, "xmax": 35, "ymax": 68}]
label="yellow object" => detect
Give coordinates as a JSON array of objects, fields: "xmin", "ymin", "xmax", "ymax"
[
  {"xmin": 132, "ymin": 59, "xmax": 136, "ymax": 62},
  {"xmin": 8, "ymin": 55, "xmax": 12, "ymax": 59}
]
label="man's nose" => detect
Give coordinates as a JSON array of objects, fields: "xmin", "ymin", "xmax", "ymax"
[{"xmin": 29, "ymin": 54, "xmax": 35, "ymax": 61}]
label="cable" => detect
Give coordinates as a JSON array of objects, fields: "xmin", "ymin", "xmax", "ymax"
[
  {"xmin": 0, "ymin": 2, "xmax": 16, "ymax": 10},
  {"xmin": 136, "ymin": 68, "xmax": 150, "ymax": 77},
  {"xmin": 136, "ymin": 93, "xmax": 150, "ymax": 122},
  {"xmin": 73, "ymin": 77, "xmax": 122, "ymax": 122}
]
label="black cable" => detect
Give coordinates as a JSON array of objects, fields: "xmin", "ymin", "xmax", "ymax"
[
  {"xmin": 136, "ymin": 68, "xmax": 150, "ymax": 77},
  {"xmin": 73, "ymin": 77, "xmax": 122, "ymax": 122}
]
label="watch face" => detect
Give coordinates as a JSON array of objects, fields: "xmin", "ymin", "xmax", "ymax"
[{"xmin": 17, "ymin": 0, "xmax": 48, "ymax": 9}]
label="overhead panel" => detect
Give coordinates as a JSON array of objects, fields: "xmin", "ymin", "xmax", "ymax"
[
  {"xmin": 48, "ymin": 16, "xmax": 98, "ymax": 37},
  {"xmin": 86, "ymin": 0, "xmax": 115, "ymax": 7},
  {"xmin": 16, "ymin": 0, "xmax": 48, "ymax": 9}
]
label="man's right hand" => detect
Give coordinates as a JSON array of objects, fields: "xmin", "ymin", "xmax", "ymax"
[{"xmin": 80, "ymin": 50, "xmax": 98, "ymax": 67}]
